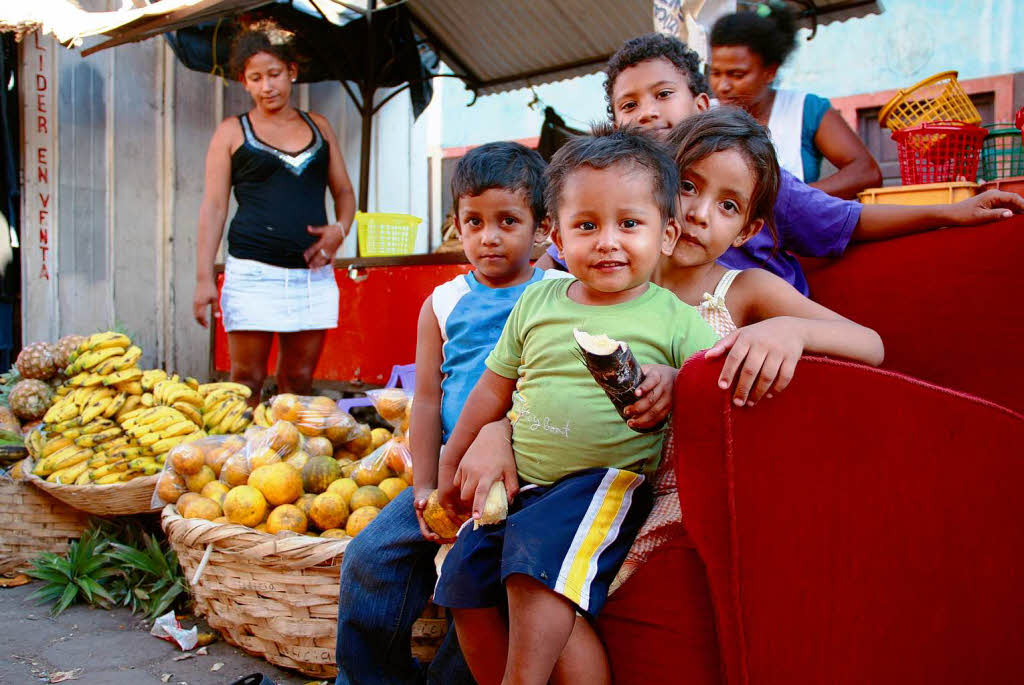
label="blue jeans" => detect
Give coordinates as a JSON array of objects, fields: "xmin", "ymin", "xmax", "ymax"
[{"xmin": 335, "ymin": 487, "xmax": 474, "ymax": 685}]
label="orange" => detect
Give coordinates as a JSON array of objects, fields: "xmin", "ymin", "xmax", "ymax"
[
  {"xmin": 370, "ymin": 428, "xmax": 392, "ymax": 451},
  {"xmin": 200, "ymin": 480, "xmax": 230, "ymax": 506},
  {"xmin": 344, "ymin": 423, "xmax": 372, "ymax": 455},
  {"xmin": 156, "ymin": 471, "xmax": 186, "ymax": 503},
  {"xmin": 285, "ymin": 450, "xmax": 310, "ymax": 471},
  {"xmin": 378, "ymin": 477, "xmax": 408, "ymax": 501},
  {"xmin": 254, "ymin": 523, "xmax": 268, "ymax": 533},
  {"xmin": 223, "ymin": 485, "xmax": 268, "ymax": 527},
  {"xmin": 248, "ymin": 462, "xmax": 303, "ymax": 506},
  {"xmin": 326, "ymin": 477, "xmax": 358, "ymax": 505},
  {"xmin": 301, "ymin": 455, "xmax": 343, "ymax": 494},
  {"xmin": 249, "ymin": 447, "xmax": 283, "ymax": 470},
  {"xmin": 319, "ymin": 528, "xmax": 348, "ymax": 539},
  {"xmin": 184, "ymin": 497, "xmax": 221, "ymax": 521},
  {"xmin": 295, "ymin": 493, "xmax": 317, "ymax": 518},
  {"xmin": 305, "ymin": 437, "xmax": 333, "ymax": 458},
  {"xmin": 169, "ymin": 443, "xmax": 204, "ymax": 475},
  {"xmin": 352, "ymin": 459, "xmax": 393, "ymax": 487},
  {"xmin": 385, "ymin": 442, "xmax": 410, "ymax": 475},
  {"xmin": 176, "ymin": 492, "xmax": 204, "ymax": 518},
  {"xmin": 269, "ymin": 394, "xmax": 301, "ymax": 423},
  {"xmin": 265, "ymin": 420, "xmax": 300, "ymax": 454},
  {"xmin": 308, "ymin": 492, "xmax": 349, "ymax": 531},
  {"xmin": 211, "ymin": 516, "xmax": 229, "ymax": 524},
  {"xmin": 220, "ymin": 453, "xmax": 252, "ymax": 487},
  {"xmin": 375, "ymin": 389, "xmax": 409, "ymax": 422},
  {"xmin": 184, "ymin": 465, "xmax": 216, "ymax": 493},
  {"xmin": 266, "ymin": 504, "xmax": 308, "ymax": 534},
  {"xmin": 325, "ymin": 411, "xmax": 357, "ymax": 446},
  {"xmin": 205, "ymin": 446, "xmax": 233, "ymax": 477},
  {"xmin": 350, "ymin": 485, "xmax": 390, "ymax": 511},
  {"xmin": 346, "ymin": 506, "xmax": 381, "ymax": 537}
]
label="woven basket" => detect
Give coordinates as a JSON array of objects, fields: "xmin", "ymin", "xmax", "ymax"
[
  {"xmin": 0, "ymin": 474, "xmax": 90, "ymax": 573},
  {"xmin": 21, "ymin": 457, "xmax": 161, "ymax": 516}
]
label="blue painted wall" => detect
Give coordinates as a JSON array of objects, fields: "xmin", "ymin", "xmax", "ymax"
[{"xmin": 440, "ymin": 0, "xmax": 1024, "ymax": 148}]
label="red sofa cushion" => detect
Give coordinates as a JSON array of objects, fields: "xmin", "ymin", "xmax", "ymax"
[
  {"xmin": 597, "ymin": 533, "xmax": 723, "ymax": 685},
  {"xmin": 802, "ymin": 215, "xmax": 1024, "ymax": 414},
  {"xmin": 676, "ymin": 353, "xmax": 1024, "ymax": 684}
]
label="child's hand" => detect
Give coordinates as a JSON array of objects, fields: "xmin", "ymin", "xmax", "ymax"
[
  {"xmin": 453, "ymin": 419, "xmax": 518, "ymax": 522},
  {"xmin": 623, "ymin": 364, "xmax": 677, "ymax": 430},
  {"xmin": 706, "ymin": 318, "xmax": 805, "ymax": 406},
  {"xmin": 412, "ymin": 487, "xmax": 449, "ymax": 544},
  {"xmin": 947, "ymin": 189, "xmax": 1024, "ymax": 225}
]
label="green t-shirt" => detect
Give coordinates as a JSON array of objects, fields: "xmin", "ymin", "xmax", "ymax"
[{"xmin": 485, "ymin": 278, "xmax": 717, "ymax": 486}]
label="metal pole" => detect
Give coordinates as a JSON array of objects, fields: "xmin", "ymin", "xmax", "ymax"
[{"xmin": 357, "ymin": 0, "xmax": 377, "ymax": 212}]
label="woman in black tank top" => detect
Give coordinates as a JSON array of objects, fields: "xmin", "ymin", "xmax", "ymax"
[{"xmin": 194, "ymin": 23, "xmax": 355, "ymax": 402}]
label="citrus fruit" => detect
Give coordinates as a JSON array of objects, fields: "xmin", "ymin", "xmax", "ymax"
[
  {"xmin": 265, "ymin": 420, "xmax": 301, "ymax": 453},
  {"xmin": 223, "ymin": 485, "xmax": 268, "ymax": 527},
  {"xmin": 320, "ymin": 528, "xmax": 348, "ymax": 539},
  {"xmin": 266, "ymin": 504, "xmax": 308, "ymax": 534},
  {"xmin": 184, "ymin": 496, "xmax": 221, "ymax": 521},
  {"xmin": 308, "ymin": 492, "xmax": 349, "ymax": 530},
  {"xmin": 301, "ymin": 455, "xmax": 343, "ymax": 493},
  {"xmin": 305, "ymin": 437, "xmax": 333, "ymax": 458},
  {"xmin": 295, "ymin": 493, "xmax": 317, "ymax": 517},
  {"xmin": 352, "ymin": 459, "xmax": 393, "ymax": 487},
  {"xmin": 269, "ymin": 394, "xmax": 301, "ymax": 423},
  {"xmin": 249, "ymin": 447, "xmax": 282, "ymax": 469},
  {"xmin": 156, "ymin": 471, "xmax": 186, "ymax": 503},
  {"xmin": 379, "ymin": 477, "xmax": 408, "ymax": 501},
  {"xmin": 326, "ymin": 477, "xmax": 358, "ymax": 504},
  {"xmin": 285, "ymin": 450, "xmax": 310, "ymax": 471},
  {"xmin": 375, "ymin": 389, "xmax": 409, "ymax": 422},
  {"xmin": 169, "ymin": 443, "xmax": 204, "ymax": 475},
  {"xmin": 350, "ymin": 485, "xmax": 390, "ymax": 511},
  {"xmin": 370, "ymin": 428, "xmax": 392, "ymax": 450},
  {"xmin": 221, "ymin": 453, "xmax": 252, "ymax": 487},
  {"xmin": 184, "ymin": 465, "xmax": 216, "ymax": 493},
  {"xmin": 344, "ymin": 423, "xmax": 372, "ymax": 455},
  {"xmin": 346, "ymin": 506, "xmax": 381, "ymax": 537},
  {"xmin": 248, "ymin": 462, "xmax": 303, "ymax": 506},
  {"xmin": 205, "ymin": 446, "xmax": 233, "ymax": 477},
  {"xmin": 200, "ymin": 480, "xmax": 230, "ymax": 505}
]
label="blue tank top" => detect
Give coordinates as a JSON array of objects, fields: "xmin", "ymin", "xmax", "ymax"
[
  {"xmin": 431, "ymin": 269, "xmax": 568, "ymax": 442},
  {"xmin": 227, "ymin": 111, "xmax": 330, "ymax": 269}
]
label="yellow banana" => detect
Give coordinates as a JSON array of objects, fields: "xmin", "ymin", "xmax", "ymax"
[
  {"xmin": 115, "ymin": 396, "xmax": 142, "ymax": 421},
  {"xmin": 109, "ymin": 446, "xmax": 142, "ymax": 461},
  {"xmin": 172, "ymin": 401, "xmax": 204, "ymax": 428},
  {"xmin": 141, "ymin": 369, "xmax": 168, "ymax": 392},
  {"xmin": 102, "ymin": 392, "xmax": 128, "ymax": 419},
  {"xmin": 36, "ymin": 445, "xmax": 81, "ymax": 475},
  {"xmin": 227, "ymin": 409, "xmax": 253, "ymax": 434},
  {"xmin": 102, "ymin": 368, "xmax": 142, "ymax": 387},
  {"xmin": 77, "ymin": 346, "xmax": 126, "ymax": 372},
  {"xmin": 43, "ymin": 436, "xmax": 75, "ymax": 458},
  {"xmin": 51, "ymin": 447, "xmax": 93, "ymax": 471},
  {"xmin": 169, "ymin": 387, "xmax": 203, "ymax": 408},
  {"xmin": 151, "ymin": 435, "xmax": 185, "ymax": 454},
  {"xmin": 159, "ymin": 420, "xmax": 196, "ymax": 439},
  {"xmin": 140, "ymin": 393, "xmax": 154, "ymax": 407},
  {"xmin": 203, "ymin": 399, "xmax": 234, "ymax": 430},
  {"xmin": 115, "ymin": 346, "xmax": 142, "ymax": 370},
  {"xmin": 185, "ymin": 377, "xmax": 199, "ymax": 391},
  {"xmin": 75, "ymin": 427, "xmax": 122, "ymax": 448},
  {"xmin": 50, "ymin": 460, "xmax": 91, "ymax": 484},
  {"xmin": 74, "ymin": 469, "xmax": 93, "ymax": 485},
  {"xmin": 88, "ymin": 453, "xmax": 119, "ymax": 468},
  {"xmin": 55, "ymin": 385, "xmax": 71, "ymax": 397},
  {"xmin": 203, "ymin": 388, "xmax": 249, "ymax": 406},
  {"xmin": 114, "ymin": 380, "xmax": 143, "ymax": 395},
  {"xmin": 91, "ymin": 460, "xmax": 129, "ymax": 479},
  {"xmin": 61, "ymin": 427, "xmax": 84, "ymax": 440},
  {"xmin": 138, "ymin": 433, "xmax": 161, "ymax": 447},
  {"xmin": 66, "ymin": 372, "xmax": 92, "ymax": 387},
  {"xmin": 80, "ymin": 418, "xmax": 116, "ymax": 435},
  {"xmin": 85, "ymin": 331, "xmax": 131, "ymax": 351},
  {"xmin": 44, "ymin": 399, "xmax": 78, "ymax": 424},
  {"xmin": 92, "ymin": 353, "xmax": 124, "ymax": 376},
  {"xmin": 84, "ymin": 373, "xmax": 106, "ymax": 386},
  {"xmin": 93, "ymin": 472, "xmax": 124, "ymax": 484},
  {"xmin": 199, "ymin": 382, "xmax": 252, "ymax": 398},
  {"xmin": 80, "ymin": 391, "xmax": 115, "ymax": 423}
]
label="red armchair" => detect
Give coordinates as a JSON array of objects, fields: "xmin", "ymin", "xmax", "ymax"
[{"xmin": 598, "ymin": 216, "xmax": 1024, "ymax": 684}]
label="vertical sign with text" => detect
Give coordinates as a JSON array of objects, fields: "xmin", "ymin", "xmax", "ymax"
[{"xmin": 21, "ymin": 32, "xmax": 59, "ymax": 343}]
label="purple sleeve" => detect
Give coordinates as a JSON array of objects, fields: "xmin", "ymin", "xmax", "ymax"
[
  {"xmin": 775, "ymin": 170, "xmax": 861, "ymax": 258},
  {"xmin": 545, "ymin": 243, "xmax": 567, "ymax": 268}
]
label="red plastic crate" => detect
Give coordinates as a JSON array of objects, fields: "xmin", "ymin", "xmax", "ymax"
[{"xmin": 892, "ymin": 122, "xmax": 988, "ymax": 185}]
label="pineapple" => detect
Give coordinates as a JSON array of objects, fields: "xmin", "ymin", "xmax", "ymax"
[
  {"xmin": 15, "ymin": 342, "xmax": 56, "ymax": 380},
  {"xmin": 8, "ymin": 379, "xmax": 54, "ymax": 421},
  {"xmin": 54, "ymin": 334, "xmax": 86, "ymax": 369}
]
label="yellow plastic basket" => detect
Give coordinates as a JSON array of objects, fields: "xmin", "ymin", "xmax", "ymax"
[
  {"xmin": 879, "ymin": 71, "xmax": 981, "ymax": 132},
  {"xmin": 355, "ymin": 212, "xmax": 422, "ymax": 257}
]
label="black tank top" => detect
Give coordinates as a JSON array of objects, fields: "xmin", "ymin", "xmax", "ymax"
[{"xmin": 227, "ymin": 111, "xmax": 330, "ymax": 269}]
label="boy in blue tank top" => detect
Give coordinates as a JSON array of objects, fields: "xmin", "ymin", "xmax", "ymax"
[{"xmin": 334, "ymin": 142, "xmax": 567, "ymax": 685}]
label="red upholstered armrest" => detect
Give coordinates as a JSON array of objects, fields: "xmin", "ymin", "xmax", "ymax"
[
  {"xmin": 675, "ymin": 353, "xmax": 1024, "ymax": 684},
  {"xmin": 802, "ymin": 215, "xmax": 1024, "ymax": 414}
]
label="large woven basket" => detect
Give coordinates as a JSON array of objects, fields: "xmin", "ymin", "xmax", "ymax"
[
  {"xmin": 162, "ymin": 505, "xmax": 445, "ymax": 678},
  {"xmin": 21, "ymin": 457, "xmax": 161, "ymax": 516},
  {"xmin": 0, "ymin": 473, "xmax": 90, "ymax": 573}
]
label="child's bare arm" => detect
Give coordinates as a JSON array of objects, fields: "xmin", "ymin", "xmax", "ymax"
[
  {"xmin": 854, "ymin": 189, "xmax": 1023, "ymax": 241},
  {"xmin": 410, "ymin": 296, "xmax": 446, "ymax": 541},
  {"xmin": 438, "ymin": 370, "xmax": 517, "ymax": 516},
  {"xmin": 708, "ymin": 269, "xmax": 884, "ymax": 406},
  {"xmin": 454, "ymin": 418, "xmax": 518, "ymax": 522}
]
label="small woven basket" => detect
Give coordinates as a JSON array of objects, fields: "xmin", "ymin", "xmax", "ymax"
[
  {"xmin": 0, "ymin": 473, "xmax": 90, "ymax": 573},
  {"xmin": 21, "ymin": 457, "xmax": 161, "ymax": 516},
  {"xmin": 879, "ymin": 70, "xmax": 981, "ymax": 131},
  {"xmin": 162, "ymin": 505, "xmax": 447, "ymax": 678}
]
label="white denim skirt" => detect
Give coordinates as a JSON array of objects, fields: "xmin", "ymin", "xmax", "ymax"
[{"xmin": 220, "ymin": 256, "xmax": 339, "ymax": 333}]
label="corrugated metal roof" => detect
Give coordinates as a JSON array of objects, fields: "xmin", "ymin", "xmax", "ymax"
[{"xmin": 404, "ymin": 0, "xmax": 654, "ymax": 96}]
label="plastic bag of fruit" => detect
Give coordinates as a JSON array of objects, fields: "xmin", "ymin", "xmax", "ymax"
[
  {"xmin": 265, "ymin": 393, "xmax": 359, "ymax": 445},
  {"xmin": 365, "ymin": 388, "xmax": 413, "ymax": 437},
  {"xmin": 151, "ymin": 434, "xmax": 246, "ymax": 513}
]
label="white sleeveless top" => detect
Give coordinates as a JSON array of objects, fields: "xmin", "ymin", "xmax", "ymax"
[
  {"xmin": 767, "ymin": 89, "xmax": 808, "ymax": 181},
  {"xmin": 696, "ymin": 269, "xmax": 742, "ymax": 339}
]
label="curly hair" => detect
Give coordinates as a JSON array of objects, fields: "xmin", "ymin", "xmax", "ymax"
[
  {"xmin": 666, "ymin": 107, "xmax": 780, "ymax": 252},
  {"xmin": 228, "ymin": 20, "xmax": 298, "ymax": 80},
  {"xmin": 604, "ymin": 33, "xmax": 710, "ymax": 120},
  {"xmin": 545, "ymin": 123, "xmax": 679, "ymax": 224},
  {"xmin": 710, "ymin": 3, "xmax": 799, "ymax": 67}
]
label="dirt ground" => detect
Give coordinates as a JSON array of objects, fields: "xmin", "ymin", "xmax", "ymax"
[{"xmin": 0, "ymin": 582, "xmax": 322, "ymax": 685}]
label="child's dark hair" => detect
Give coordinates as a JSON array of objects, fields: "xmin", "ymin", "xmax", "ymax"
[
  {"xmin": 666, "ymin": 107, "xmax": 779, "ymax": 249},
  {"xmin": 545, "ymin": 124, "xmax": 678, "ymax": 224},
  {"xmin": 604, "ymin": 33, "xmax": 710, "ymax": 120},
  {"xmin": 228, "ymin": 21, "xmax": 299, "ymax": 79},
  {"xmin": 710, "ymin": 3, "xmax": 799, "ymax": 67},
  {"xmin": 451, "ymin": 142, "xmax": 547, "ymax": 226}
]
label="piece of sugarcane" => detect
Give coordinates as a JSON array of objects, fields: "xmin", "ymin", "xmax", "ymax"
[{"xmin": 573, "ymin": 328, "xmax": 661, "ymax": 433}]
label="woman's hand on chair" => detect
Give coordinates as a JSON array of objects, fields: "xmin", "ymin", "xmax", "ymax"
[{"xmin": 304, "ymin": 224, "xmax": 346, "ymax": 268}]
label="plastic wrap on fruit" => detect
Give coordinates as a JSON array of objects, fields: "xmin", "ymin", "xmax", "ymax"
[
  {"xmin": 151, "ymin": 434, "xmax": 245, "ymax": 508},
  {"xmin": 366, "ymin": 388, "xmax": 413, "ymax": 436},
  {"xmin": 573, "ymin": 328, "xmax": 660, "ymax": 433},
  {"xmin": 267, "ymin": 394, "xmax": 357, "ymax": 445},
  {"xmin": 348, "ymin": 438, "xmax": 413, "ymax": 491}
]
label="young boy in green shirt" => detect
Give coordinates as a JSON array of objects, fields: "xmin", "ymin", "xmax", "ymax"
[{"xmin": 433, "ymin": 126, "xmax": 717, "ymax": 684}]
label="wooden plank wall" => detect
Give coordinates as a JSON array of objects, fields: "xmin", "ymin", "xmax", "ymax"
[{"xmin": 21, "ymin": 0, "xmax": 429, "ymax": 378}]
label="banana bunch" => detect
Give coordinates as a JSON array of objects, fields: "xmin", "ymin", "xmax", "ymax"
[
  {"xmin": 120, "ymin": 405, "xmax": 206, "ymax": 458},
  {"xmin": 150, "ymin": 376, "xmax": 206, "ymax": 428},
  {"xmin": 43, "ymin": 385, "xmax": 143, "ymax": 428},
  {"xmin": 200, "ymin": 382, "xmax": 253, "ymax": 434},
  {"xmin": 252, "ymin": 402, "xmax": 273, "ymax": 428}
]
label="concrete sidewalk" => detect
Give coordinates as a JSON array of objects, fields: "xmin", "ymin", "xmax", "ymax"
[{"xmin": 1, "ymin": 582, "xmax": 317, "ymax": 685}]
